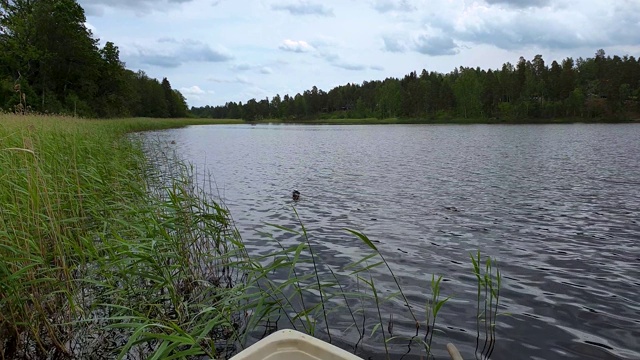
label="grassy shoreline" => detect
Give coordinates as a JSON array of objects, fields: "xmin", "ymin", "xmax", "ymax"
[
  {"xmin": 0, "ymin": 114, "xmax": 251, "ymax": 358},
  {"xmin": 190, "ymin": 117, "xmax": 640, "ymax": 125},
  {"xmin": 1, "ymin": 114, "xmax": 501, "ymax": 359}
]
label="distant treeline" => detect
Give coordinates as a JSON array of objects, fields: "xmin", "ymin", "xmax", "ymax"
[
  {"xmin": 192, "ymin": 50, "xmax": 640, "ymax": 121},
  {"xmin": 0, "ymin": 0, "xmax": 188, "ymax": 118}
]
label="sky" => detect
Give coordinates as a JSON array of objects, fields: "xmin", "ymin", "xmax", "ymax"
[{"xmin": 78, "ymin": 0, "xmax": 640, "ymax": 108}]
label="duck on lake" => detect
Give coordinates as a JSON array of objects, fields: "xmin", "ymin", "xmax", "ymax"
[{"xmin": 292, "ymin": 190, "xmax": 300, "ymax": 201}]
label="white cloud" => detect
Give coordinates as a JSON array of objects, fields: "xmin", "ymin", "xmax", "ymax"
[
  {"xmin": 180, "ymin": 85, "xmax": 206, "ymax": 95},
  {"xmin": 230, "ymin": 63, "xmax": 275, "ymax": 75},
  {"xmin": 424, "ymin": 0, "xmax": 640, "ymax": 50},
  {"xmin": 382, "ymin": 35, "xmax": 407, "ymax": 53},
  {"xmin": 127, "ymin": 38, "xmax": 232, "ymax": 68},
  {"xmin": 231, "ymin": 62, "xmax": 253, "ymax": 71},
  {"xmin": 236, "ymin": 75, "xmax": 251, "ymax": 84},
  {"xmin": 208, "ymin": 75, "xmax": 253, "ymax": 85},
  {"xmin": 271, "ymin": 1, "xmax": 334, "ymax": 16},
  {"xmin": 484, "ymin": 0, "xmax": 550, "ymax": 8},
  {"xmin": 279, "ymin": 39, "xmax": 315, "ymax": 53},
  {"xmin": 333, "ymin": 62, "xmax": 367, "ymax": 71},
  {"xmin": 78, "ymin": 0, "xmax": 195, "ymax": 16},
  {"xmin": 260, "ymin": 67, "xmax": 274, "ymax": 74},
  {"xmin": 413, "ymin": 33, "xmax": 459, "ymax": 56},
  {"xmin": 372, "ymin": 0, "xmax": 415, "ymax": 13}
]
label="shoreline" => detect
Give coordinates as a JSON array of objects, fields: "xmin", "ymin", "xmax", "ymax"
[{"xmin": 192, "ymin": 117, "xmax": 640, "ymax": 126}]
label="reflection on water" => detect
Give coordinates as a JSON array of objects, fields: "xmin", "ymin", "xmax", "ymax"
[{"xmin": 143, "ymin": 124, "xmax": 640, "ymax": 360}]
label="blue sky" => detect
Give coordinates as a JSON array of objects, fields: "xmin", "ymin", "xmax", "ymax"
[{"xmin": 78, "ymin": 0, "xmax": 640, "ymax": 108}]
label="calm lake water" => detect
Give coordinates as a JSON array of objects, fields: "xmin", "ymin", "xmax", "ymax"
[{"xmin": 143, "ymin": 124, "xmax": 640, "ymax": 360}]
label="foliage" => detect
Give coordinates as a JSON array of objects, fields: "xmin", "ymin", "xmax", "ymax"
[
  {"xmin": 0, "ymin": 0, "xmax": 189, "ymax": 118},
  {"xmin": 193, "ymin": 50, "xmax": 640, "ymax": 122}
]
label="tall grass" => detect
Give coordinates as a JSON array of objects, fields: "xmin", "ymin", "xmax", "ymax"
[
  {"xmin": 0, "ymin": 114, "xmax": 502, "ymax": 359},
  {"xmin": 0, "ymin": 115, "xmax": 248, "ymax": 358}
]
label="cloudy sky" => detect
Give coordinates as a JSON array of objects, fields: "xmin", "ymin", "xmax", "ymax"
[{"xmin": 78, "ymin": 0, "xmax": 640, "ymax": 108}]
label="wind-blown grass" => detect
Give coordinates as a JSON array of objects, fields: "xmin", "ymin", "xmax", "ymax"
[
  {"xmin": 0, "ymin": 115, "xmax": 247, "ymax": 358},
  {"xmin": 0, "ymin": 114, "xmax": 502, "ymax": 360}
]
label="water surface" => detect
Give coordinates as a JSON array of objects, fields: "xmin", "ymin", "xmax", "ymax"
[{"xmin": 144, "ymin": 124, "xmax": 640, "ymax": 359}]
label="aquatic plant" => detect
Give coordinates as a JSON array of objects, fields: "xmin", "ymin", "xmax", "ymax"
[{"xmin": 471, "ymin": 251, "xmax": 501, "ymax": 360}]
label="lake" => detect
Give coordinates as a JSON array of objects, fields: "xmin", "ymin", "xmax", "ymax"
[{"xmin": 143, "ymin": 124, "xmax": 640, "ymax": 360}]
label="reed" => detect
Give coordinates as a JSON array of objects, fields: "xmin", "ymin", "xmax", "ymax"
[
  {"xmin": 0, "ymin": 114, "xmax": 248, "ymax": 358},
  {"xmin": 471, "ymin": 251, "xmax": 502, "ymax": 360}
]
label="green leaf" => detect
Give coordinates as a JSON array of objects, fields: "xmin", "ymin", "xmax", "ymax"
[
  {"xmin": 343, "ymin": 252, "xmax": 378, "ymax": 270},
  {"xmin": 345, "ymin": 228, "xmax": 378, "ymax": 251},
  {"xmin": 371, "ymin": 322, "xmax": 382, "ymax": 337},
  {"xmin": 433, "ymin": 297, "xmax": 450, "ymax": 316},
  {"xmin": 348, "ymin": 260, "xmax": 384, "ymax": 275},
  {"xmin": 265, "ymin": 222, "xmax": 300, "ymax": 235}
]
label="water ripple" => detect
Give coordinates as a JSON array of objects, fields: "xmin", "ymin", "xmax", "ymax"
[{"xmin": 144, "ymin": 124, "xmax": 640, "ymax": 360}]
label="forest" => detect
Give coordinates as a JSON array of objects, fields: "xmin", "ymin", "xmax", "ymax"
[
  {"xmin": 2, "ymin": 1, "xmax": 640, "ymax": 122},
  {"xmin": 192, "ymin": 50, "xmax": 640, "ymax": 122},
  {"xmin": 0, "ymin": 0, "xmax": 188, "ymax": 118}
]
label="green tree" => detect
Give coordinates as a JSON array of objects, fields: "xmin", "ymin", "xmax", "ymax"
[
  {"xmin": 559, "ymin": 57, "xmax": 576, "ymax": 100},
  {"xmin": 0, "ymin": 0, "xmax": 188, "ymax": 117},
  {"xmin": 547, "ymin": 60, "xmax": 562, "ymax": 101},
  {"xmin": 293, "ymin": 93, "xmax": 307, "ymax": 118},
  {"xmin": 161, "ymin": 77, "xmax": 176, "ymax": 117},
  {"xmin": 566, "ymin": 88, "xmax": 585, "ymax": 117},
  {"xmin": 376, "ymin": 78, "xmax": 401, "ymax": 118},
  {"xmin": 270, "ymin": 94, "xmax": 282, "ymax": 118},
  {"xmin": 94, "ymin": 41, "xmax": 131, "ymax": 117},
  {"xmin": 171, "ymin": 89, "xmax": 188, "ymax": 117},
  {"xmin": 133, "ymin": 71, "xmax": 169, "ymax": 118},
  {"xmin": 481, "ymin": 69, "xmax": 500, "ymax": 117},
  {"xmin": 453, "ymin": 67, "xmax": 482, "ymax": 118}
]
